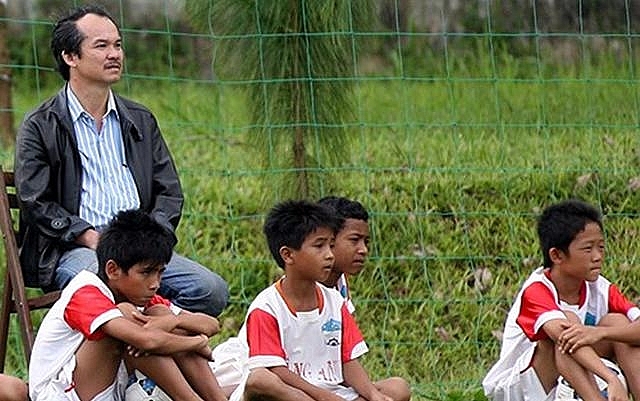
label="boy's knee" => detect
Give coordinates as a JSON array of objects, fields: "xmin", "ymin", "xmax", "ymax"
[
  {"xmin": 0, "ymin": 375, "xmax": 28, "ymax": 401},
  {"xmin": 563, "ymin": 311, "xmax": 581, "ymax": 323},
  {"xmin": 598, "ymin": 313, "xmax": 630, "ymax": 327},
  {"xmin": 386, "ymin": 376, "xmax": 411, "ymax": 401},
  {"xmin": 117, "ymin": 302, "xmax": 139, "ymax": 319},
  {"xmin": 245, "ymin": 368, "xmax": 280, "ymax": 394}
]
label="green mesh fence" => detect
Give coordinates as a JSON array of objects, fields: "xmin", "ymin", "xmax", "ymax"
[{"xmin": 2, "ymin": 1, "xmax": 640, "ymax": 400}]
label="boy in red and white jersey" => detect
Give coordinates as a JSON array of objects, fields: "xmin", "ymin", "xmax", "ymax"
[
  {"xmin": 483, "ymin": 199, "xmax": 640, "ymax": 401},
  {"xmin": 210, "ymin": 197, "xmax": 391, "ymax": 399},
  {"xmin": 29, "ymin": 210, "xmax": 226, "ymax": 401},
  {"xmin": 229, "ymin": 200, "xmax": 410, "ymax": 401}
]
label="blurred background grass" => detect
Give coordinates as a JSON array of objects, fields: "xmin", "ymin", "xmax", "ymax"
[{"xmin": 3, "ymin": 71, "xmax": 640, "ymax": 400}]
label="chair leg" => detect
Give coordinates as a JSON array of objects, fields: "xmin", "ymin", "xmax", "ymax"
[
  {"xmin": 8, "ymin": 276, "xmax": 35, "ymax": 365},
  {"xmin": 0, "ymin": 268, "xmax": 13, "ymax": 373}
]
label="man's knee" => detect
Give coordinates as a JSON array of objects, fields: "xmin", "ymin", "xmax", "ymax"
[
  {"xmin": 165, "ymin": 272, "xmax": 229, "ymax": 317},
  {"xmin": 54, "ymin": 247, "xmax": 98, "ymax": 289}
]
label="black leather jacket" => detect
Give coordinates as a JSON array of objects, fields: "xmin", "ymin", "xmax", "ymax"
[{"xmin": 14, "ymin": 86, "xmax": 183, "ymax": 288}]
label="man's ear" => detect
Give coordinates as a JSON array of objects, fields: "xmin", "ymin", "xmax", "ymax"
[
  {"xmin": 549, "ymin": 247, "xmax": 565, "ymax": 265},
  {"xmin": 280, "ymin": 246, "xmax": 294, "ymax": 265},
  {"xmin": 61, "ymin": 50, "xmax": 77, "ymax": 67},
  {"xmin": 105, "ymin": 259, "xmax": 122, "ymax": 280}
]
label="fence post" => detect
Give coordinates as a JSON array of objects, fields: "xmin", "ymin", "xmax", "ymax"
[{"xmin": 0, "ymin": 0, "xmax": 14, "ymax": 146}]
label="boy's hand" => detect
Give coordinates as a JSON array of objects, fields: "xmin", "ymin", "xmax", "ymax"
[
  {"xmin": 195, "ymin": 337, "xmax": 213, "ymax": 360},
  {"xmin": 126, "ymin": 343, "xmax": 148, "ymax": 358},
  {"xmin": 606, "ymin": 376, "xmax": 629, "ymax": 401},
  {"xmin": 557, "ymin": 325, "xmax": 603, "ymax": 354}
]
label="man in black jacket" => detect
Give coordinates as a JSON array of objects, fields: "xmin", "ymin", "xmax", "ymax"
[{"xmin": 14, "ymin": 4, "xmax": 229, "ymax": 317}]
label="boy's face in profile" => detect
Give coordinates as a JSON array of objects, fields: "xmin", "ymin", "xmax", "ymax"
[
  {"xmin": 107, "ymin": 261, "xmax": 165, "ymax": 306},
  {"xmin": 333, "ymin": 218, "xmax": 369, "ymax": 276},
  {"xmin": 285, "ymin": 226, "xmax": 336, "ymax": 282},
  {"xmin": 554, "ymin": 221, "xmax": 604, "ymax": 283}
]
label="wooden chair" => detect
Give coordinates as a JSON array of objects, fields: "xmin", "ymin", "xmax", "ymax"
[{"xmin": 0, "ymin": 165, "xmax": 60, "ymax": 372}]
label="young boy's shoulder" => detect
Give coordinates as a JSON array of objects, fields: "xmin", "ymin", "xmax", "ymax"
[{"xmin": 46, "ymin": 270, "xmax": 117, "ymax": 317}]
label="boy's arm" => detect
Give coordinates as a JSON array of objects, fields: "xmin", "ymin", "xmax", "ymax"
[
  {"xmin": 141, "ymin": 304, "xmax": 220, "ymax": 336},
  {"xmin": 101, "ymin": 316, "xmax": 209, "ymax": 355},
  {"xmin": 542, "ymin": 319, "xmax": 628, "ymax": 401},
  {"xmin": 342, "ymin": 359, "xmax": 392, "ymax": 401},
  {"xmin": 268, "ymin": 366, "xmax": 344, "ymax": 401},
  {"xmin": 559, "ymin": 338, "xmax": 628, "ymax": 401},
  {"xmin": 175, "ymin": 310, "xmax": 220, "ymax": 337},
  {"xmin": 559, "ymin": 320, "xmax": 640, "ymax": 353}
]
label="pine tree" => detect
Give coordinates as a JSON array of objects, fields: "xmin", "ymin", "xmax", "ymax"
[{"xmin": 186, "ymin": 0, "xmax": 373, "ymax": 199}]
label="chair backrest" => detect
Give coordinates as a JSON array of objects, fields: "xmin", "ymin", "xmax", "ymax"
[
  {"xmin": 0, "ymin": 165, "xmax": 60, "ymax": 372},
  {"xmin": 1, "ymin": 169, "xmax": 18, "ymax": 236}
]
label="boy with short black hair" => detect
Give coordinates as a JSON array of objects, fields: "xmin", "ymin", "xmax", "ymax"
[
  {"xmin": 483, "ymin": 199, "xmax": 640, "ymax": 401},
  {"xmin": 318, "ymin": 196, "xmax": 370, "ymax": 313},
  {"xmin": 211, "ymin": 197, "xmax": 371, "ymax": 397},
  {"xmin": 229, "ymin": 200, "xmax": 411, "ymax": 401},
  {"xmin": 29, "ymin": 209, "xmax": 227, "ymax": 401}
]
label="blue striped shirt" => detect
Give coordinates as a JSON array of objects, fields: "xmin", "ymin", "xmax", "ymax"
[{"xmin": 67, "ymin": 85, "xmax": 140, "ymax": 230}]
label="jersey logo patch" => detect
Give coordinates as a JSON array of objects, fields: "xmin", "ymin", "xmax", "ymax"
[
  {"xmin": 584, "ymin": 312, "xmax": 596, "ymax": 326},
  {"xmin": 322, "ymin": 318, "xmax": 341, "ymax": 347},
  {"xmin": 322, "ymin": 318, "xmax": 341, "ymax": 332}
]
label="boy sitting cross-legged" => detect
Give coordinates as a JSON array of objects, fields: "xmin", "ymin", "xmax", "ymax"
[
  {"xmin": 28, "ymin": 209, "xmax": 227, "ymax": 401},
  {"xmin": 229, "ymin": 200, "xmax": 411, "ymax": 401}
]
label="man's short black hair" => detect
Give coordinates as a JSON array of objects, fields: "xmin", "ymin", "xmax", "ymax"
[{"xmin": 51, "ymin": 4, "xmax": 120, "ymax": 81}]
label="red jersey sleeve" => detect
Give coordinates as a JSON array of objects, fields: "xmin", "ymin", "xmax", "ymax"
[
  {"xmin": 516, "ymin": 282, "xmax": 561, "ymax": 341},
  {"xmin": 64, "ymin": 285, "xmax": 119, "ymax": 340},
  {"xmin": 341, "ymin": 303, "xmax": 365, "ymax": 362},
  {"xmin": 608, "ymin": 284, "xmax": 635, "ymax": 314},
  {"xmin": 246, "ymin": 308, "xmax": 285, "ymax": 359},
  {"xmin": 146, "ymin": 294, "xmax": 171, "ymax": 308}
]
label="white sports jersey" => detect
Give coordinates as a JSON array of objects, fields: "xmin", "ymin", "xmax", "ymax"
[
  {"xmin": 483, "ymin": 266, "xmax": 640, "ymax": 399},
  {"xmin": 29, "ymin": 270, "xmax": 175, "ymax": 400},
  {"xmin": 335, "ymin": 273, "xmax": 356, "ymax": 314},
  {"xmin": 241, "ymin": 278, "xmax": 368, "ymax": 387},
  {"xmin": 211, "ymin": 275, "xmax": 358, "ymax": 389}
]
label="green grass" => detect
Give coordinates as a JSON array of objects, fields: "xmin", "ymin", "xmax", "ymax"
[{"xmin": 2, "ymin": 57, "xmax": 640, "ymax": 400}]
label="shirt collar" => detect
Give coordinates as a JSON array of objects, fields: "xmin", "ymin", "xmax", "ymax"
[{"xmin": 66, "ymin": 83, "xmax": 119, "ymax": 123}]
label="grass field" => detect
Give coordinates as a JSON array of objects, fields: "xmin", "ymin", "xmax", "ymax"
[{"xmin": 1, "ymin": 57, "xmax": 640, "ymax": 400}]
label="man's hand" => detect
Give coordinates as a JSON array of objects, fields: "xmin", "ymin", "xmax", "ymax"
[{"xmin": 76, "ymin": 228, "xmax": 100, "ymax": 249}]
